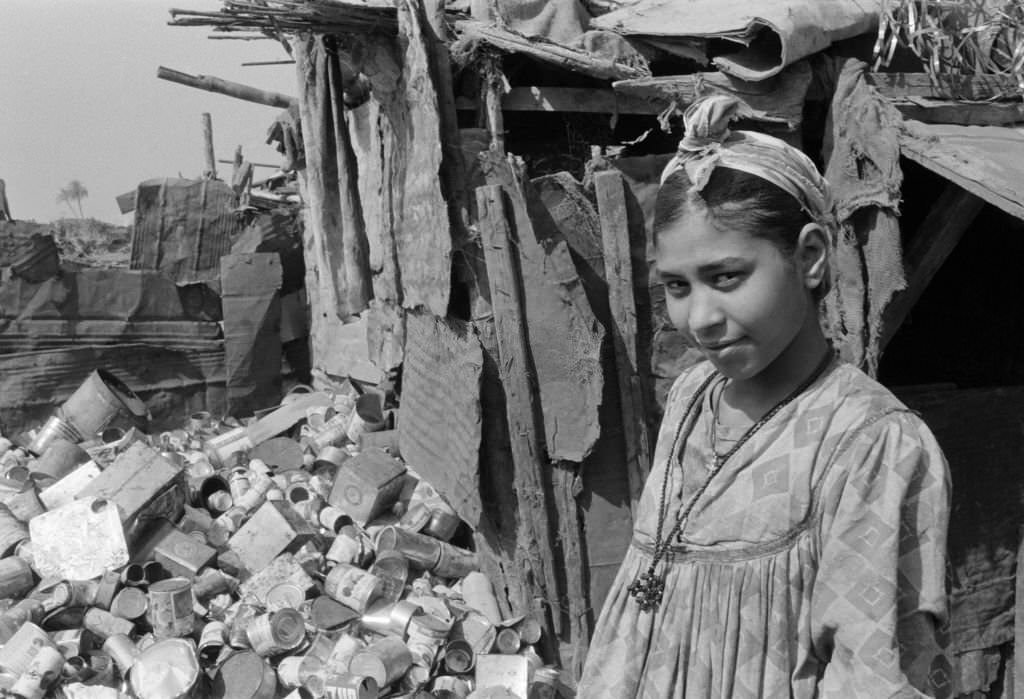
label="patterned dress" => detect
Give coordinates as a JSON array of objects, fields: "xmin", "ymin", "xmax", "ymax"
[{"xmin": 578, "ymin": 359, "xmax": 951, "ymax": 698}]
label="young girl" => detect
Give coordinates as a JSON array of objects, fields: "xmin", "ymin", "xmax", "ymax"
[{"xmin": 578, "ymin": 96, "xmax": 951, "ymax": 698}]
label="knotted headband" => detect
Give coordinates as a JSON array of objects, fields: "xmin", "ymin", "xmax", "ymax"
[{"xmin": 660, "ymin": 95, "xmax": 836, "ymax": 234}]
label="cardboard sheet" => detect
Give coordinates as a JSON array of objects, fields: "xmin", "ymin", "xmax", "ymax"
[{"xmin": 220, "ymin": 253, "xmax": 283, "ymax": 415}]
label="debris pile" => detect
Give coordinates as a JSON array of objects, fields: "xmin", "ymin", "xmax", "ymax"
[{"xmin": 0, "ymin": 370, "xmax": 574, "ymax": 698}]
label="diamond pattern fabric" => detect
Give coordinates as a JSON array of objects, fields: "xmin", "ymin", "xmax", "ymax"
[{"xmin": 578, "ymin": 360, "xmax": 951, "ymax": 698}]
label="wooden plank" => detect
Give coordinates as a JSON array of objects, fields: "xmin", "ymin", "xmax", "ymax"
[
  {"xmin": 1016, "ymin": 533, "xmax": 1024, "ymax": 699},
  {"xmin": 455, "ymin": 19, "xmax": 648, "ymax": 81},
  {"xmin": 594, "ymin": 170, "xmax": 650, "ymax": 513},
  {"xmin": 868, "ymin": 72, "xmax": 1023, "ymax": 101},
  {"xmin": 880, "ymin": 182, "xmax": 984, "ymax": 349},
  {"xmin": 613, "ymin": 60, "xmax": 812, "ymax": 129},
  {"xmin": 551, "ymin": 460, "xmax": 589, "ymax": 679},
  {"xmin": 475, "ymin": 183, "xmax": 561, "ymax": 637},
  {"xmin": 890, "ymin": 97, "xmax": 1024, "ymax": 127},
  {"xmin": 483, "ymin": 62, "xmax": 506, "ymax": 153}
]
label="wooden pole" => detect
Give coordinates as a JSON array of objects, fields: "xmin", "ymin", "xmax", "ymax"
[
  {"xmin": 157, "ymin": 66, "xmax": 296, "ymax": 109},
  {"xmin": 595, "ymin": 170, "xmax": 651, "ymax": 513},
  {"xmin": 475, "ymin": 183, "xmax": 561, "ymax": 637},
  {"xmin": 201, "ymin": 113, "xmax": 217, "ymax": 180}
]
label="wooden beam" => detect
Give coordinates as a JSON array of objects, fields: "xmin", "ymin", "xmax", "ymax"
[
  {"xmin": 1016, "ymin": 527, "xmax": 1024, "ymax": 698},
  {"xmin": 594, "ymin": 170, "xmax": 651, "ymax": 514},
  {"xmin": 868, "ymin": 72, "xmax": 1023, "ymax": 101},
  {"xmin": 890, "ymin": 97, "xmax": 1024, "ymax": 127},
  {"xmin": 456, "ymin": 86, "xmax": 661, "ymax": 115},
  {"xmin": 455, "ymin": 19, "xmax": 648, "ymax": 81},
  {"xmin": 157, "ymin": 66, "xmax": 296, "ymax": 109},
  {"xmin": 482, "ymin": 63, "xmax": 506, "ymax": 153},
  {"xmin": 880, "ymin": 183, "xmax": 985, "ymax": 349},
  {"xmin": 475, "ymin": 183, "xmax": 561, "ymax": 639}
]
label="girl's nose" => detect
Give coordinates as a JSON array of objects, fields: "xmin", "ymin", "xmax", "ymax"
[{"xmin": 687, "ymin": 289, "xmax": 725, "ymax": 337}]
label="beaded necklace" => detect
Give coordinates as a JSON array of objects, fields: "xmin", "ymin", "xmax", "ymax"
[{"xmin": 627, "ymin": 351, "xmax": 835, "ymax": 611}]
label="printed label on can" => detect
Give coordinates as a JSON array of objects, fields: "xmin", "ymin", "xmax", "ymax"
[
  {"xmin": 147, "ymin": 578, "xmax": 195, "ymax": 639},
  {"xmin": 324, "ymin": 565, "xmax": 381, "ymax": 613},
  {"xmin": 323, "ymin": 672, "xmax": 378, "ymax": 699}
]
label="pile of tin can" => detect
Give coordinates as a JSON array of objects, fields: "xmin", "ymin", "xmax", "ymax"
[{"xmin": 0, "ymin": 374, "xmax": 574, "ymax": 699}]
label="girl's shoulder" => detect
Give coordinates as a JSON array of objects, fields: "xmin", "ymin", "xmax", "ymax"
[
  {"xmin": 664, "ymin": 359, "xmax": 717, "ymax": 406},
  {"xmin": 821, "ymin": 361, "xmax": 939, "ymax": 450}
]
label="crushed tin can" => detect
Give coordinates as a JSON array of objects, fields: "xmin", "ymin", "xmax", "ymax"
[
  {"xmin": 0, "ymin": 622, "xmax": 58, "ymax": 675},
  {"xmin": 212, "ymin": 650, "xmax": 278, "ymax": 699},
  {"xmin": 349, "ymin": 637, "xmax": 412, "ymax": 690},
  {"xmin": 10, "ymin": 644, "xmax": 63, "ymax": 699}
]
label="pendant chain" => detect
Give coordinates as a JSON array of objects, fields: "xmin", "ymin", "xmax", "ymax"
[{"xmin": 628, "ymin": 351, "xmax": 836, "ymax": 611}]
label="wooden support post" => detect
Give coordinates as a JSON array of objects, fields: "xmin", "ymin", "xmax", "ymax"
[
  {"xmin": 233, "ymin": 145, "xmax": 244, "ymax": 179},
  {"xmin": 594, "ymin": 170, "xmax": 651, "ymax": 513},
  {"xmin": 1015, "ymin": 526, "xmax": 1024, "ymax": 699},
  {"xmin": 880, "ymin": 182, "xmax": 985, "ymax": 350},
  {"xmin": 201, "ymin": 113, "xmax": 217, "ymax": 180},
  {"xmin": 482, "ymin": 58, "xmax": 506, "ymax": 153},
  {"xmin": 475, "ymin": 183, "xmax": 561, "ymax": 637}
]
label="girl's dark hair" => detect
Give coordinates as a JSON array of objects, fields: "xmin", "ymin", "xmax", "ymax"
[{"xmin": 653, "ymin": 166, "xmax": 812, "ymax": 255}]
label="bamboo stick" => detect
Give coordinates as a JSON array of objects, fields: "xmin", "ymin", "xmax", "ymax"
[
  {"xmin": 202, "ymin": 114, "xmax": 217, "ymax": 180},
  {"xmin": 157, "ymin": 66, "xmax": 296, "ymax": 109}
]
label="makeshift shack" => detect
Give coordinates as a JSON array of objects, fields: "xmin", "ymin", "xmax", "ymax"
[{"xmin": 157, "ymin": 0, "xmax": 1024, "ymax": 693}]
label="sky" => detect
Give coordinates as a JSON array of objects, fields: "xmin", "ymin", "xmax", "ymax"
[{"xmin": 1, "ymin": 0, "xmax": 298, "ymax": 224}]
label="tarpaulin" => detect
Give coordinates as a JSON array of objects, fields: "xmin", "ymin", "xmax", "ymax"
[{"xmin": 592, "ymin": 0, "xmax": 882, "ymax": 81}]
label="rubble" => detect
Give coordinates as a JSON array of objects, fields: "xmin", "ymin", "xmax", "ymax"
[{"xmin": 0, "ymin": 371, "xmax": 575, "ymax": 698}]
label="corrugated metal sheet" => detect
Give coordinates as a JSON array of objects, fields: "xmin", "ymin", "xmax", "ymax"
[
  {"xmin": 130, "ymin": 178, "xmax": 243, "ymax": 279},
  {"xmin": 900, "ymin": 120, "xmax": 1024, "ymax": 221}
]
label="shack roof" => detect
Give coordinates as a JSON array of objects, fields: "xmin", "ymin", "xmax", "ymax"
[{"xmin": 900, "ymin": 120, "xmax": 1024, "ymax": 222}]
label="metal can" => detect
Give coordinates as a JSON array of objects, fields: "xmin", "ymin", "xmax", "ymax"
[
  {"xmin": 228, "ymin": 602, "xmax": 260, "ymax": 649},
  {"xmin": 495, "ymin": 627, "xmax": 522, "ymax": 654},
  {"xmin": 0, "ymin": 622, "xmax": 57, "ymax": 676},
  {"xmin": 0, "ymin": 556, "xmax": 35, "ymax": 600},
  {"xmin": 9, "ymin": 645, "xmax": 63, "ymax": 699},
  {"xmin": 0, "ymin": 504, "xmax": 29, "ymax": 558},
  {"xmin": 323, "ymin": 564, "xmax": 383, "ymax": 613},
  {"xmin": 442, "ymin": 639, "xmax": 476, "ymax": 674},
  {"xmin": 265, "ymin": 582, "xmax": 306, "ymax": 613},
  {"xmin": 433, "ymin": 675, "xmax": 473, "ymax": 699},
  {"xmin": 147, "ymin": 577, "xmax": 195, "ymax": 639},
  {"xmin": 229, "ymin": 468, "xmax": 252, "ymax": 501},
  {"xmin": 246, "ymin": 608, "xmax": 306, "ymax": 657},
  {"xmin": 197, "ymin": 621, "xmax": 227, "ymax": 664},
  {"xmin": 322, "ymin": 672, "xmax": 379, "ymax": 699},
  {"xmin": 110, "ymin": 587, "xmax": 149, "ymax": 621},
  {"xmin": 349, "ymin": 637, "xmax": 413, "ymax": 690},
  {"xmin": 368, "ymin": 550, "xmax": 409, "ymax": 606},
  {"xmin": 277, "ymin": 654, "xmax": 324, "ymax": 689},
  {"xmin": 212, "ymin": 650, "xmax": 278, "ymax": 699},
  {"xmin": 83, "ymin": 608, "xmax": 135, "ymax": 640},
  {"xmin": 129, "ymin": 638, "xmax": 201, "ymax": 699},
  {"xmin": 101, "ymin": 633, "xmax": 140, "ymax": 675},
  {"xmin": 433, "ymin": 541, "xmax": 479, "ymax": 579}
]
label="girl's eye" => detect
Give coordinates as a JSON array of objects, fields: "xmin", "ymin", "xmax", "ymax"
[
  {"xmin": 712, "ymin": 272, "xmax": 744, "ymax": 289},
  {"xmin": 663, "ymin": 280, "xmax": 690, "ymax": 297}
]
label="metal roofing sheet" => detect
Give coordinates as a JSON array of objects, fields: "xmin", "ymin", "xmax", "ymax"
[{"xmin": 899, "ymin": 119, "xmax": 1024, "ymax": 221}]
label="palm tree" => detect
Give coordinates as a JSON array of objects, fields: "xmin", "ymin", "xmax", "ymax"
[{"xmin": 56, "ymin": 180, "xmax": 88, "ymax": 218}]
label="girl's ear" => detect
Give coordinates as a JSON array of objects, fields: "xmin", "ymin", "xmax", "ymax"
[{"xmin": 795, "ymin": 223, "xmax": 828, "ymax": 292}]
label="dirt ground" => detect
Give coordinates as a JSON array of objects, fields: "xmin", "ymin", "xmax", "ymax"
[{"xmin": 0, "ymin": 218, "xmax": 131, "ymax": 269}]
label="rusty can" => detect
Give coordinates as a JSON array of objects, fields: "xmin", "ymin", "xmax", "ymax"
[
  {"xmin": 405, "ymin": 612, "xmax": 451, "ymax": 667},
  {"xmin": 374, "ymin": 526, "xmax": 440, "ymax": 571},
  {"xmin": 529, "ymin": 667, "xmax": 562, "ymax": 699},
  {"xmin": 42, "ymin": 579, "xmax": 98, "ymax": 613},
  {"xmin": 83, "ymin": 608, "xmax": 135, "ymax": 640},
  {"xmin": 9, "ymin": 645, "xmax": 63, "ymax": 699},
  {"xmin": 422, "ymin": 507, "xmax": 461, "ymax": 542},
  {"xmin": 349, "ymin": 637, "xmax": 412, "ymax": 690},
  {"xmin": 319, "ymin": 507, "xmax": 353, "ymax": 534},
  {"xmin": 322, "ymin": 672, "xmax": 379, "ymax": 699},
  {"xmin": 494, "ymin": 627, "xmax": 522, "ymax": 655},
  {"xmin": 93, "ymin": 569, "xmax": 121, "ymax": 610},
  {"xmin": 323, "ymin": 564, "xmax": 382, "ymax": 613},
  {"xmin": 246, "ymin": 608, "xmax": 306, "ymax": 657},
  {"xmin": 101, "ymin": 633, "xmax": 140, "ymax": 674},
  {"xmin": 265, "ymin": 582, "xmax": 306, "ymax": 613},
  {"xmin": 147, "ymin": 577, "xmax": 195, "ymax": 639},
  {"xmin": 0, "ymin": 556, "xmax": 35, "ymax": 599},
  {"xmin": 325, "ymin": 532, "xmax": 364, "ymax": 567},
  {"xmin": 212, "ymin": 650, "xmax": 278, "ymax": 699},
  {"xmin": 515, "ymin": 617, "xmax": 543, "ymax": 646},
  {"xmin": 360, "ymin": 599, "xmax": 421, "ymax": 638},
  {"xmin": 129, "ymin": 638, "xmax": 200, "ymax": 699},
  {"xmin": 120, "ymin": 563, "xmax": 146, "ymax": 588},
  {"xmin": 325, "ymin": 633, "xmax": 364, "ymax": 674}
]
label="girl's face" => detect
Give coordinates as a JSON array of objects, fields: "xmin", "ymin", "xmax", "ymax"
[{"xmin": 654, "ymin": 208, "xmax": 822, "ymax": 383}]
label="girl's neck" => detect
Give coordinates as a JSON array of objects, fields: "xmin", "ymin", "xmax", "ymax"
[{"xmin": 720, "ymin": 315, "xmax": 831, "ymax": 424}]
